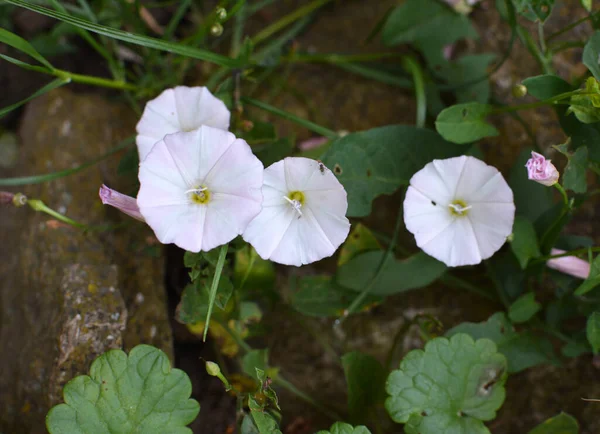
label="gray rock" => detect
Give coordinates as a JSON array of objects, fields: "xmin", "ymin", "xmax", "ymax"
[{"xmin": 0, "ymin": 88, "xmax": 172, "ymax": 433}]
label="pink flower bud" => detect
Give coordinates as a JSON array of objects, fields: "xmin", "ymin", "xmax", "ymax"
[
  {"xmin": 547, "ymin": 248, "xmax": 590, "ymax": 279},
  {"xmin": 99, "ymin": 184, "xmax": 145, "ymax": 222},
  {"xmin": 525, "ymin": 151, "xmax": 559, "ymax": 186}
]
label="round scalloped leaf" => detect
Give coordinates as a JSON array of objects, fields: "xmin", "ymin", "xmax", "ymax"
[
  {"xmin": 385, "ymin": 334, "xmax": 507, "ymax": 434},
  {"xmin": 316, "ymin": 422, "xmax": 372, "ymax": 434},
  {"xmin": 46, "ymin": 344, "xmax": 200, "ymax": 434}
]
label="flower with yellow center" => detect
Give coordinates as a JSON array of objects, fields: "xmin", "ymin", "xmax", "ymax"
[
  {"xmin": 403, "ymin": 156, "xmax": 515, "ymax": 267},
  {"xmin": 137, "ymin": 126, "xmax": 263, "ymax": 252},
  {"xmin": 243, "ymin": 157, "xmax": 350, "ymax": 266}
]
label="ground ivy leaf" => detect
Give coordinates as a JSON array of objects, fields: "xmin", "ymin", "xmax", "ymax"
[
  {"xmin": 447, "ymin": 313, "xmax": 559, "ymax": 373},
  {"xmin": 522, "ymin": 75, "xmax": 573, "ymax": 100},
  {"xmin": 46, "ymin": 345, "xmax": 199, "ymax": 434},
  {"xmin": 436, "ymin": 54, "xmax": 496, "ymax": 104},
  {"xmin": 528, "ymin": 412, "xmax": 579, "ymax": 434},
  {"xmin": 336, "ymin": 251, "xmax": 447, "ymax": 296},
  {"xmin": 574, "ymin": 254, "xmax": 600, "ymax": 296},
  {"xmin": 316, "ymin": 422, "xmax": 372, "ymax": 434},
  {"xmin": 342, "ymin": 352, "xmax": 386, "ymax": 424},
  {"xmin": 385, "ymin": 334, "xmax": 507, "ymax": 434},
  {"xmin": 510, "ymin": 216, "xmax": 541, "ymax": 269},
  {"xmin": 508, "ymin": 292, "xmax": 542, "ymax": 323},
  {"xmin": 563, "ymin": 146, "xmax": 588, "ymax": 193},
  {"xmin": 584, "ymin": 31, "xmax": 600, "ymax": 82},
  {"xmin": 321, "ymin": 125, "xmax": 463, "ymax": 217},
  {"xmin": 586, "ymin": 312, "xmax": 600, "ymax": 354},
  {"xmin": 435, "ymin": 103, "xmax": 499, "ymax": 144}
]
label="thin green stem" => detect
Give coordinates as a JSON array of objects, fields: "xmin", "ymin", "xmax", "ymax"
[
  {"xmin": 549, "ymin": 40, "xmax": 586, "ymax": 53},
  {"xmin": 340, "ymin": 199, "xmax": 404, "ymax": 323},
  {"xmin": 554, "ymin": 183, "xmax": 569, "ymax": 207},
  {"xmin": 27, "ymin": 199, "xmax": 87, "ymax": 229},
  {"xmin": 204, "ymin": 244, "xmax": 229, "ymax": 341},
  {"xmin": 538, "ymin": 22, "xmax": 547, "ymax": 58},
  {"xmin": 242, "ymin": 97, "xmax": 338, "ymax": 139},
  {"xmin": 439, "ymin": 274, "xmax": 497, "ymax": 301},
  {"xmin": 518, "ymin": 25, "xmax": 552, "ymax": 74},
  {"xmin": 532, "ymin": 247, "xmax": 600, "ymax": 264},
  {"xmin": 282, "ymin": 52, "xmax": 402, "ymax": 64},
  {"xmin": 547, "ymin": 11, "xmax": 599, "ymax": 42},
  {"xmin": 54, "ymin": 69, "xmax": 137, "ymax": 90},
  {"xmin": 250, "ymin": 0, "xmax": 333, "ymax": 46},
  {"xmin": 490, "ymin": 89, "xmax": 585, "ymax": 115},
  {"xmin": 0, "ymin": 137, "xmax": 134, "ymax": 186},
  {"xmin": 485, "ymin": 261, "xmax": 510, "ymax": 309},
  {"xmin": 402, "ymin": 56, "xmax": 426, "ymax": 128}
]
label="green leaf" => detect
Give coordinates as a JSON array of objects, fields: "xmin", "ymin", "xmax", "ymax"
[
  {"xmin": 253, "ymin": 138, "xmax": 294, "ymax": 168},
  {"xmin": 382, "ymin": 0, "xmax": 477, "ymax": 67},
  {"xmin": 562, "ymin": 146, "xmax": 588, "ymax": 193},
  {"xmin": 5, "ymin": 0, "xmax": 239, "ymax": 68},
  {"xmin": 437, "ymin": 54, "xmax": 497, "ymax": 104},
  {"xmin": 241, "ymin": 414, "xmax": 260, "ymax": 434},
  {"xmin": 336, "ymin": 251, "xmax": 447, "ymax": 296},
  {"xmin": 522, "ymin": 75, "xmax": 573, "ymax": 100},
  {"xmin": 248, "ymin": 396, "xmax": 282, "ymax": 434},
  {"xmin": 528, "ymin": 412, "xmax": 579, "ymax": 434},
  {"xmin": 0, "ymin": 27, "xmax": 53, "ymax": 69},
  {"xmin": 203, "ymin": 244, "xmax": 229, "ymax": 340},
  {"xmin": 510, "ymin": 216, "xmax": 541, "ymax": 269},
  {"xmin": 176, "ymin": 276, "xmax": 233, "ymax": 324},
  {"xmin": 290, "ymin": 276, "xmax": 381, "ymax": 317},
  {"xmin": 341, "ymin": 352, "xmax": 386, "ymax": 424},
  {"xmin": 46, "ymin": 345, "xmax": 199, "ymax": 434},
  {"xmin": 586, "ymin": 312, "xmax": 600, "ymax": 354},
  {"xmin": 508, "ymin": 292, "xmax": 541, "ymax": 323},
  {"xmin": 447, "ymin": 313, "xmax": 559, "ymax": 373},
  {"xmin": 385, "ymin": 334, "xmax": 507, "ymax": 433},
  {"xmin": 338, "ymin": 223, "xmax": 381, "ymax": 266},
  {"xmin": 234, "ymin": 245, "xmax": 275, "ymax": 291},
  {"xmin": 583, "ymin": 31, "xmax": 600, "ymax": 82},
  {"xmin": 321, "ymin": 125, "xmax": 464, "ymax": 217},
  {"xmin": 0, "ymin": 77, "xmax": 69, "ymax": 118},
  {"xmin": 316, "ymin": 422, "xmax": 372, "ymax": 434},
  {"xmin": 513, "ymin": 0, "xmax": 554, "ymax": 22},
  {"xmin": 242, "ymin": 349, "xmax": 269, "ymax": 379},
  {"xmin": 581, "ymin": 0, "xmax": 592, "ymax": 11},
  {"xmin": 435, "ymin": 103, "xmax": 499, "ymax": 144}
]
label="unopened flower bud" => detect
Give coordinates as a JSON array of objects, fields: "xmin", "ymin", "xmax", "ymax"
[
  {"xmin": 99, "ymin": 184, "xmax": 145, "ymax": 222},
  {"xmin": 215, "ymin": 7, "xmax": 227, "ymax": 21},
  {"xmin": 525, "ymin": 151, "xmax": 559, "ymax": 187},
  {"xmin": 205, "ymin": 361, "xmax": 221, "ymax": 377},
  {"xmin": 210, "ymin": 23, "xmax": 223, "ymax": 37},
  {"xmin": 512, "ymin": 84, "xmax": 528, "ymax": 98}
]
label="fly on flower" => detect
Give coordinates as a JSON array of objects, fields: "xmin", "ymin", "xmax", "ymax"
[
  {"xmin": 136, "ymin": 86, "xmax": 231, "ymax": 160},
  {"xmin": 403, "ymin": 156, "xmax": 515, "ymax": 267},
  {"xmin": 243, "ymin": 157, "xmax": 350, "ymax": 266},
  {"xmin": 137, "ymin": 126, "xmax": 263, "ymax": 252}
]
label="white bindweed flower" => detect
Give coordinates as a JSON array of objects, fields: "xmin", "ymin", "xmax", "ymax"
[
  {"xmin": 404, "ymin": 156, "xmax": 515, "ymax": 267},
  {"xmin": 137, "ymin": 126, "xmax": 263, "ymax": 252},
  {"xmin": 136, "ymin": 86, "xmax": 230, "ymax": 160},
  {"xmin": 243, "ymin": 157, "xmax": 350, "ymax": 266}
]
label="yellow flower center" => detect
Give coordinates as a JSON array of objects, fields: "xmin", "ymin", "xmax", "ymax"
[
  {"xmin": 448, "ymin": 199, "xmax": 471, "ymax": 216},
  {"xmin": 188, "ymin": 186, "xmax": 211, "ymax": 205},
  {"xmin": 288, "ymin": 191, "xmax": 305, "ymax": 205}
]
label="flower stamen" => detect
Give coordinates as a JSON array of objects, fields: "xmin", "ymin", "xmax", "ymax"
[
  {"xmin": 283, "ymin": 195, "xmax": 303, "ymax": 216},
  {"xmin": 186, "ymin": 186, "xmax": 210, "ymax": 204},
  {"xmin": 448, "ymin": 200, "xmax": 472, "ymax": 216}
]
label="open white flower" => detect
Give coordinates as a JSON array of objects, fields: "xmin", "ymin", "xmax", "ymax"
[
  {"xmin": 138, "ymin": 126, "xmax": 263, "ymax": 252},
  {"xmin": 243, "ymin": 157, "xmax": 350, "ymax": 266},
  {"xmin": 404, "ymin": 156, "xmax": 515, "ymax": 267},
  {"xmin": 136, "ymin": 86, "xmax": 230, "ymax": 160}
]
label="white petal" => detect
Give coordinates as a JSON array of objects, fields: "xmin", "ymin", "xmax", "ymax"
[
  {"xmin": 243, "ymin": 157, "xmax": 350, "ymax": 266},
  {"xmin": 453, "ymin": 156, "xmax": 513, "ymax": 203},
  {"xmin": 173, "ymin": 86, "xmax": 230, "ymax": 132},
  {"xmin": 142, "ymin": 203, "xmax": 207, "ymax": 252},
  {"xmin": 420, "ymin": 217, "xmax": 482, "ymax": 267},
  {"xmin": 136, "ymin": 86, "xmax": 230, "ymax": 160},
  {"xmin": 404, "ymin": 186, "xmax": 454, "ymax": 246},
  {"xmin": 408, "ymin": 157, "xmax": 464, "ymax": 205},
  {"xmin": 468, "ymin": 202, "xmax": 515, "ymax": 259}
]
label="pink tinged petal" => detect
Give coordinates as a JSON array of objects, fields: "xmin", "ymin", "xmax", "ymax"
[
  {"xmin": 547, "ymin": 248, "xmax": 590, "ymax": 279},
  {"xmin": 99, "ymin": 184, "xmax": 145, "ymax": 222},
  {"xmin": 135, "ymin": 86, "xmax": 231, "ymax": 160},
  {"xmin": 408, "ymin": 157, "xmax": 463, "ymax": 206},
  {"xmin": 525, "ymin": 151, "xmax": 559, "ymax": 186}
]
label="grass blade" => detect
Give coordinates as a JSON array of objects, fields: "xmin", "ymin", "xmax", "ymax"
[
  {"xmin": 0, "ymin": 78, "xmax": 69, "ymax": 119},
  {"xmin": 5, "ymin": 0, "xmax": 240, "ymax": 68},
  {"xmin": 203, "ymin": 244, "xmax": 229, "ymax": 341},
  {"xmin": 0, "ymin": 27, "xmax": 54, "ymax": 69}
]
